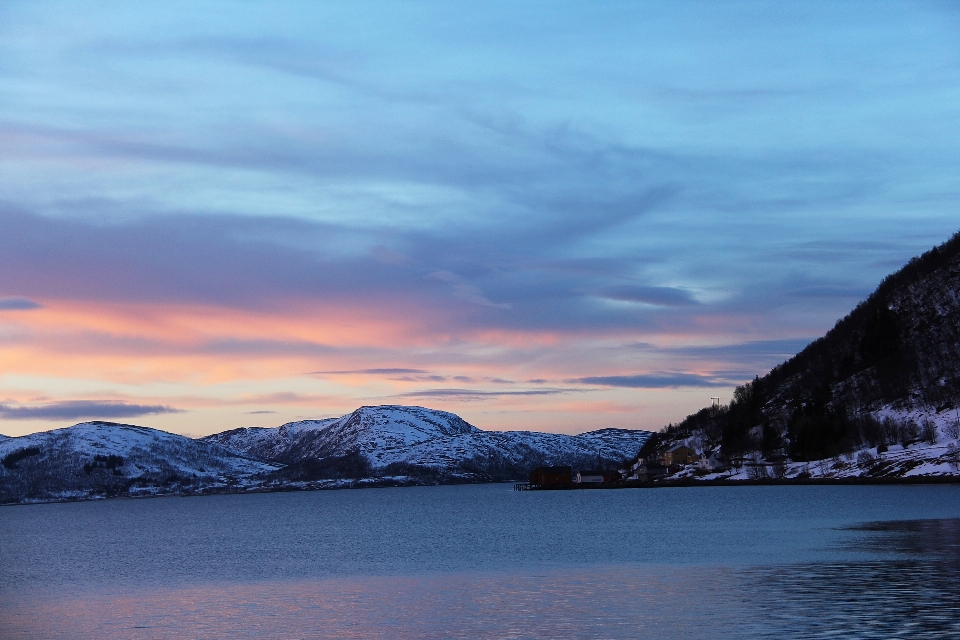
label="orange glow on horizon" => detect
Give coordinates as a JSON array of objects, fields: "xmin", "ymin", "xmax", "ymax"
[{"xmin": 0, "ymin": 297, "xmax": 749, "ymax": 437}]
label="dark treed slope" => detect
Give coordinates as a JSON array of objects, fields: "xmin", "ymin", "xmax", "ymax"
[{"xmin": 659, "ymin": 230, "xmax": 960, "ymax": 463}]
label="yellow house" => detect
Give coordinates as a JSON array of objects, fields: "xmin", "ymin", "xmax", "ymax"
[{"xmin": 662, "ymin": 444, "xmax": 699, "ymax": 466}]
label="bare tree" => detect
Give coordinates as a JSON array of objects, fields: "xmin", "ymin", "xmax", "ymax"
[
  {"xmin": 747, "ymin": 464, "xmax": 769, "ymax": 480},
  {"xmin": 817, "ymin": 458, "xmax": 830, "ymax": 476},
  {"xmin": 946, "ymin": 443, "xmax": 960, "ymax": 471},
  {"xmin": 944, "ymin": 417, "xmax": 960, "ymax": 440},
  {"xmin": 771, "ymin": 460, "xmax": 788, "ymax": 479}
]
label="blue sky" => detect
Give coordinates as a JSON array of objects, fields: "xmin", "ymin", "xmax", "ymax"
[{"xmin": 1, "ymin": 1, "xmax": 959, "ymax": 436}]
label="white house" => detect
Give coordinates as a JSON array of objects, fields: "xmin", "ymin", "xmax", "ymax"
[
  {"xmin": 697, "ymin": 451, "xmax": 725, "ymax": 471},
  {"xmin": 575, "ymin": 471, "xmax": 605, "ymax": 483}
]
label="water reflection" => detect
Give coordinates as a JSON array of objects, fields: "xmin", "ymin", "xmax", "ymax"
[
  {"xmin": 5, "ymin": 521, "xmax": 960, "ymax": 640},
  {"xmin": 844, "ymin": 517, "xmax": 960, "ymax": 560},
  {"xmin": 3, "ymin": 491, "xmax": 960, "ymax": 639},
  {"xmin": 0, "ymin": 568, "xmax": 742, "ymax": 640},
  {"xmin": 745, "ymin": 519, "xmax": 960, "ymax": 640}
]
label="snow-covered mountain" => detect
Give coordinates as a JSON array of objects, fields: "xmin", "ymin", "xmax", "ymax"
[
  {"xmin": 0, "ymin": 407, "xmax": 652, "ymax": 503},
  {"xmin": 204, "ymin": 405, "xmax": 652, "ymax": 478},
  {"xmin": 205, "ymin": 405, "xmax": 480, "ymax": 463},
  {"xmin": 0, "ymin": 421, "xmax": 280, "ymax": 504}
]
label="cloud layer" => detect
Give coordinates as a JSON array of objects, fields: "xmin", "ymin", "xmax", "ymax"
[
  {"xmin": 0, "ymin": 298, "xmax": 42, "ymax": 311},
  {"xmin": 574, "ymin": 374, "xmax": 729, "ymax": 389},
  {"xmin": 1, "ymin": 2, "xmax": 959, "ymax": 435},
  {"xmin": 0, "ymin": 401, "xmax": 181, "ymax": 421}
]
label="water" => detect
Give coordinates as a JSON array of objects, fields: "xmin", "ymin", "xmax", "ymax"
[{"xmin": 2, "ymin": 484, "xmax": 960, "ymax": 638}]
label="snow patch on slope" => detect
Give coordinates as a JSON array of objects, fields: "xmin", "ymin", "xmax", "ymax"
[
  {"xmin": 204, "ymin": 406, "xmax": 481, "ymax": 463},
  {"xmin": 678, "ymin": 405, "xmax": 960, "ymax": 482},
  {"xmin": 0, "ymin": 421, "xmax": 277, "ymax": 476}
]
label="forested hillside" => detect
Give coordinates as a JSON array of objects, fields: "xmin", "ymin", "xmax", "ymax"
[{"xmin": 658, "ymin": 231, "xmax": 960, "ymax": 465}]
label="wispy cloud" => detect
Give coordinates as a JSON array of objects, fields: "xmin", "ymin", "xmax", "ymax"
[
  {"xmin": 397, "ymin": 388, "xmax": 572, "ymax": 401},
  {"xmin": 598, "ymin": 285, "xmax": 699, "ymax": 307},
  {"xmin": 313, "ymin": 368, "xmax": 431, "ymax": 375},
  {"xmin": 1, "ymin": 2, "xmax": 958, "ymax": 436},
  {"xmin": 427, "ymin": 271, "xmax": 511, "ymax": 309},
  {"xmin": 644, "ymin": 339, "xmax": 814, "ymax": 361},
  {"xmin": 0, "ymin": 401, "xmax": 182, "ymax": 421},
  {"xmin": 573, "ymin": 373, "xmax": 729, "ymax": 389},
  {"xmin": 0, "ymin": 297, "xmax": 42, "ymax": 310}
]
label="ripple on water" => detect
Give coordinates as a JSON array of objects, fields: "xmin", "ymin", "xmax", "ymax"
[{"xmin": 2, "ymin": 486, "xmax": 960, "ymax": 638}]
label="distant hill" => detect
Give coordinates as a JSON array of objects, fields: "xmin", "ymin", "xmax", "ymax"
[
  {"xmin": 204, "ymin": 405, "xmax": 479, "ymax": 463},
  {"xmin": 0, "ymin": 421, "xmax": 280, "ymax": 504},
  {"xmin": 650, "ymin": 231, "xmax": 960, "ymax": 479},
  {"xmin": 205, "ymin": 405, "xmax": 652, "ymax": 482},
  {"xmin": 0, "ymin": 407, "xmax": 652, "ymax": 503}
]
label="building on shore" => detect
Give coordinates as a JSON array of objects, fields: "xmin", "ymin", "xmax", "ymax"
[
  {"xmin": 529, "ymin": 466, "xmax": 572, "ymax": 487},
  {"xmin": 575, "ymin": 470, "xmax": 604, "ymax": 483},
  {"xmin": 575, "ymin": 469, "xmax": 620, "ymax": 484},
  {"xmin": 626, "ymin": 459, "xmax": 648, "ymax": 481},
  {"xmin": 662, "ymin": 444, "xmax": 699, "ymax": 466},
  {"xmin": 697, "ymin": 451, "xmax": 725, "ymax": 472}
]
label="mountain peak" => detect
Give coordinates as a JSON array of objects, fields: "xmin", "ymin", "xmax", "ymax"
[{"xmin": 203, "ymin": 405, "xmax": 481, "ymax": 463}]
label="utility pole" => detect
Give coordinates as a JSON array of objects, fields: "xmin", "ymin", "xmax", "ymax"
[{"xmin": 711, "ymin": 397, "xmax": 721, "ymax": 416}]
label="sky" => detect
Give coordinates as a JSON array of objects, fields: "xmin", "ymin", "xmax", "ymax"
[{"xmin": 1, "ymin": 1, "xmax": 960, "ymax": 437}]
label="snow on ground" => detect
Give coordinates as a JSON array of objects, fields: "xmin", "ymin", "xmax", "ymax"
[{"xmin": 671, "ymin": 404, "xmax": 960, "ymax": 482}]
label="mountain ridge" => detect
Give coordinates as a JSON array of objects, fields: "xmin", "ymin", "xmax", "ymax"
[
  {"xmin": 0, "ymin": 420, "xmax": 281, "ymax": 504},
  {"xmin": 204, "ymin": 405, "xmax": 652, "ymax": 482},
  {"xmin": 0, "ymin": 407, "xmax": 652, "ymax": 503},
  {"xmin": 204, "ymin": 405, "xmax": 481, "ymax": 463}
]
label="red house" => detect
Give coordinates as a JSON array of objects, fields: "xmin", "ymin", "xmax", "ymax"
[{"xmin": 529, "ymin": 466, "xmax": 573, "ymax": 487}]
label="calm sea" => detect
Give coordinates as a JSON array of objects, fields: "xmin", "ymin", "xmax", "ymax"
[{"xmin": 2, "ymin": 483, "xmax": 960, "ymax": 639}]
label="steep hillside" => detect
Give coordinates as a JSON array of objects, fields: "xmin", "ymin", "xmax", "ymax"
[
  {"xmin": 768, "ymin": 231, "xmax": 960, "ymax": 416},
  {"xmin": 0, "ymin": 421, "xmax": 281, "ymax": 504},
  {"xmin": 655, "ymin": 231, "xmax": 960, "ymax": 476},
  {"xmin": 205, "ymin": 405, "xmax": 651, "ymax": 481}
]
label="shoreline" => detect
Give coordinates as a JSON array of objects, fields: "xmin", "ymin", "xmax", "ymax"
[
  {"xmin": 6, "ymin": 473, "xmax": 960, "ymax": 506},
  {"xmin": 519, "ymin": 474, "xmax": 960, "ymax": 490}
]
